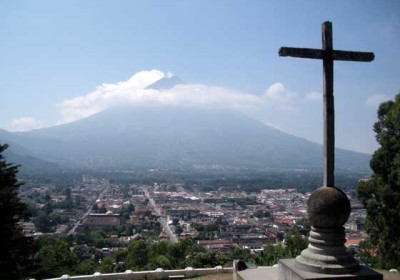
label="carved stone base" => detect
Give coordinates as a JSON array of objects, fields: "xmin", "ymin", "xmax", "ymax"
[{"xmin": 295, "ymin": 226, "xmax": 359, "ymax": 274}]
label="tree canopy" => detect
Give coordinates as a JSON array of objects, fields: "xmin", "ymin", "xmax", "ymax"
[
  {"xmin": 0, "ymin": 144, "xmax": 32, "ymax": 279},
  {"xmin": 357, "ymin": 94, "xmax": 400, "ymax": 269}
]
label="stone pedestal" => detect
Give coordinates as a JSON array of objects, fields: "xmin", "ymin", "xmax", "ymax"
[
  {"xmin": 295, "ymin": 226, "xmax": 359, "ymax": 274},
  {"xmin": 234, "ymin": 187, "xmax": 383, "ymax": 280},
  {"xmin": 277, "ymin": 186, "xmax": 382, "ymax": 280},
  {"xmin": 294, "ymin": 187, "xmax": 360, "ymax": 273},
  {"xmin": 279, "ymin": 259, "xmax": 382, "ymax": 280}
]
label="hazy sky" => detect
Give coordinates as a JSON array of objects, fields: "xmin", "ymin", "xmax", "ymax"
[{"xmin": 1, "ymin": 1, "xmax": 399, "ymax": 153}]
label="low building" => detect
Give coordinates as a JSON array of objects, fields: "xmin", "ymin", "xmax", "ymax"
[
  {"xmin": 82, "ymin": 211, "xmax": 121, "ymax": 228},
  {"xmin": 167, "ymin": 207, "xmax": 200, "ymax": 221},
  {"xmin": 198, "ymin": 240, "xmax": 237, "ymax": 254}
]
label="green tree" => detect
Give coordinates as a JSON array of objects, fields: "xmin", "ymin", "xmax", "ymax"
[
  {"xmin": 261, "ymin": 244, "xmax": 286, "ymax": 266},
  {"xmin": 59, "ymin": 187, "xmax": 74, "ymax": 209},
  {"xmin": 100, "ymin": 257, "xmax": 114, "ymax": 273},
  {"xmin": 189, "ymin": 251, "xmax": 219, "ymax": 268},
  {"xmin": 284, "ymin": 232, "xmax": 308, "ymax": 258},
  {"xmin": 34, "ymin": 240, "xmax": 77, "ymax": 278},
  {"xmin": 73, "ymin": 245, "xmax": 93, "ymax": 262},
  {"xmin": 90, "ymin": 228, "xmax": 108, "ymax": 248},
  {"xmin": 34, "ymin": 211, "xmax": 52, "ymax": 232},
  {"xmin": 33, "ymin": 245, "xmax": 58, "ymax": 277},
  {"xmin": 232, "ymin": 248, "xmax": 251, "ymax": 261},
  {"xmin": 0, "ymin": 144, "xmax": 32, "ymax": 279},
  {"xmin": 175, "ymin": 224, "xmax": 183, "ymax": 235},
  {"xmin": 147, "ymin": 255, "xmax": 172, "ymax": 270},
  {"xmin": 148, "ymin": 241, "xmax": 169, "ymax": 260},
  {"xmin": 126, "ymin": 240, "xmax": 148, "ymax": 269},
  {"xmin": 357, "ymin": 94, "xmax": 400, "ymax": 269},
  {"xmin": 76, "ymin": 259, "xmax": 96, "ymax": 275}
]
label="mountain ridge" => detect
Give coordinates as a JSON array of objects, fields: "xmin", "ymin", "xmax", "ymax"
[{"xmin": 0, "ymin": 106, "xmax": 371, "ymax": 172}]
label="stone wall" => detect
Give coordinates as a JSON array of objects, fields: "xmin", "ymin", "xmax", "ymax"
[{"xmin": 43, "ymin": 266, "xmax": 233, "ymax": 280}]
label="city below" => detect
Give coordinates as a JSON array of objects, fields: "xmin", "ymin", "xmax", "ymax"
[{"xmin": 19, "ymin": 175, "xmax": 367, "ymax": 272}]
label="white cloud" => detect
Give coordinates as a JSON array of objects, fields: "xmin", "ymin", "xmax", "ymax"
[
  {"xmin": 305, "ymin": 91, "xmax": 322, "ymax": 101},
  {"xmin": 58, "ymin": 69, "xmax": 262, "ymax": 124},
  {"xmin": 366, "ymin": 94, "xmax": 390, "ymax": 109},
  {"xmin": 58, "ymin": 69, "xmax": 165, "ymax": 123},
  {"xmin": 11, "ymin": 117, "xmax": 43, "ymax": 131},
  {"xmin": 263, "ymin": 83, "xmax": 297, "ymax": 102},
  {"xmin": 57, "ymin": 69, "xmax": 309, "ymax": 127},
  {"xmin": 161, "ymin": 84, "xmax": 260, "ymax": 108}
]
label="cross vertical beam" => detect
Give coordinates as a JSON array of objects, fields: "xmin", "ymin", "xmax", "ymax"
[{"xmin": 322, "ymin": 22, "xmax": 334, "ymax": 187}]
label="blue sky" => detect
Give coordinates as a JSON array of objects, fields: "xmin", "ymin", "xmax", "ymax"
[{"xmin": 0, "ymin": 1, "xmax": 399, "ymax": 153}]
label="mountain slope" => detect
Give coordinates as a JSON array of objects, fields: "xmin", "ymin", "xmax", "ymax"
[
  {"xmin": 145, "ymin": 76, "xmax": 183, "ymax": 90},
  {"xmin": 1, "ymin": 107, "xmax": 371, "ymax": 171},
  {"xmin": 0, "ymin": 131, "xmax": 60, "ymax": 173}
]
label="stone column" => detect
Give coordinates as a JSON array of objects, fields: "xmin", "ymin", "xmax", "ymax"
[
  {"xmin": 294, "ymin": 186, "xmax": 359, "ymax": 274},
  {"xmin": 278, "ymin": 186, "xmax": 382, "ymax": 280}
]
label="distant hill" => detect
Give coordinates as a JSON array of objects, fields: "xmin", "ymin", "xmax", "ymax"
[
  {"xmin": 0, "ymin": 131, "xmax": 60, "ymax": 174},
  {"xmin": 0, "ymin": 106, "xmax": 371, "ymax": 172}
]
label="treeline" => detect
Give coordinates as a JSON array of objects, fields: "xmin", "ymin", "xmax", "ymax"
[
  {"xmin": 24, "ymin": 168, "xmax": 369, "ymax": 195},
  {"xmin": 126, "ymin": 169, "xmax": 366, "ymax": 193},
  {"xmin": 30, "ymin": 234, "xmax": 307, "ymax": 279},
  {"xmin": 181, "ymin": 171, "xmax": 368, "ymax": 194}
]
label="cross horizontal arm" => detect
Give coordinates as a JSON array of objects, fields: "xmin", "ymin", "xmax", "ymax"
[
  {"xmin": 279, "ymin": 47, "xmax": 324, "ymax": 59},
  {"xmin": 279, "ymin": 47, "xmax": 374, "ymax": 62},
  {"xmin": 332, "ymin": 50, "xmax": 374, "ymax": 62}
]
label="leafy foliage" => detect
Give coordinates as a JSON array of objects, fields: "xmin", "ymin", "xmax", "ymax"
[
  {"xmin": 99, "ymin": 257, "xmax": 114, "ymax": 273},
  {"xmin": 252, "ymin": 232, "xmax": 308, "ymax": 266},
  {"xmin": 284, "ymin": 232, "xmax": 308, "ymax": 258},
  {"xmin": 31, "ymin": 231, "xmax": 308, "ymax": 278},
  {"xmin": 357, "ymin": 94, "xmax": 400, "ymax": 269},
  {"xmin": 0, "ymin": 144, "xmax": 32, "ymax": 279},
  {"xmin": 33, "ymin": 235, "xmax": 78, "ymax": 278}
]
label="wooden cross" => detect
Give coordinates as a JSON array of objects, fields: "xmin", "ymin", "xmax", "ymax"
[{"xmin": 279, "ymin": 21, "xmax": 374, "ymax": 187}]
